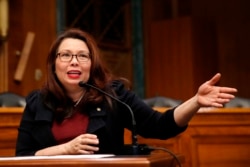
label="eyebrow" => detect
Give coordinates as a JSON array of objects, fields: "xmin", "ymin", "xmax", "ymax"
[{"xmin": 58, "ymin": 50, "xmax": 90, "ymax": 54}]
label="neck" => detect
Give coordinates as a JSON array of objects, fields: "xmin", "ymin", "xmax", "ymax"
[
  {"xmin": 68, "ymin": 88, "xmax": 84, "ymax": 100},
  {"xmin": 74, "ymin": 93, "xmax": 84, "ymax": 107},
  {"xmin": 68, "ymin": 90, "xmax": 85, "ymax": 107}
]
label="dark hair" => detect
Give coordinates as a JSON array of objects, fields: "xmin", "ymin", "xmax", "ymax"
[{"xmin": 41, "ymin": 28, "xmax": 115, "ymax": 120}]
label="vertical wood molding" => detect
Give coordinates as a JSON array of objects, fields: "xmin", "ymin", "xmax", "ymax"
[
  {"xmin": 171, "ymin": 0, "xmax": 179, "ymax": 18},
  {"xmin": 131, "ymin": 0, "xmax": 144, "ymax": 98},
  {"xmin": 0, "ymin": 42, "xmax": 8, "ymax": 92}
]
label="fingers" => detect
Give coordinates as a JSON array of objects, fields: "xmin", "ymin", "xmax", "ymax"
[
  {"xmin": 219, "ymin": 87, "xmax": 238, "ymax": 94},
  {"xmin": 79, "ymin": 134, "xmax": 99, "ymax": 153},
  {"xmin": 80, "ymin": 134, "xmax": 99, "ymax": 148},
  {"xmin": 218, "ymin": 93, "xmax": 235, "ymax": 100},
  {"xmin": 78, "ymin": 144, "xmax": 99, "ymax": 154},
  {"xmin": 210, "ymin": 97, "xmax": 230, "ymax": 108},
  {"xmin": 207, "ymin": 73, "xmax": 238, "ymax": 93},
  {"xmin": 210, "ymin": 90, "xmax": 237, "ymax": 108},
  {"xmin": 207, "ymin": 73, "xmax": 221, "ymax": 86},
  {"xmin": 66, "ymin": 134, "xmax": 99, "ymax": 154},
  {"xmin": 81, "ymin": 133, "xmax": 98, "ymax": 140}
]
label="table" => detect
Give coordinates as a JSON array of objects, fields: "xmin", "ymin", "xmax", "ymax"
[{"xmin": 0, "ymin": 153, "xmax": 184, "ymax": 167}]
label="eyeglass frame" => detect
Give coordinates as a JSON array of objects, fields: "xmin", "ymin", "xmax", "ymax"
[{"xmin": 56, "ymin": 52, "xmax": 90, "ymax": 62}]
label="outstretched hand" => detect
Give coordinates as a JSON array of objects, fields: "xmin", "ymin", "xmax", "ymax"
[{"xmin": 197, "ymin": 73, "xmax": 237, "ymax": 108}]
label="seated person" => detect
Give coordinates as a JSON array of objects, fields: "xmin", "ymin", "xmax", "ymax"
[{"xmin": 15, "ymin": 28, "xmax": 237, "ymax": 156}]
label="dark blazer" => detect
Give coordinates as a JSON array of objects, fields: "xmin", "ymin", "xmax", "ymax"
[{"xmin": 15, "ymin": 81, "xmax": 187, "ymax": 156}]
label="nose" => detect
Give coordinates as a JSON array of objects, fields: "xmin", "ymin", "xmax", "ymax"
[{"xmin": 70, "ymin": 55, "xmax": 79, "ymax": 64}]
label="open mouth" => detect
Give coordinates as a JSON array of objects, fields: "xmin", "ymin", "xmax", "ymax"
[{"xmin": 67, "ymin": 71, "xmax": 81, "ymax": 78}]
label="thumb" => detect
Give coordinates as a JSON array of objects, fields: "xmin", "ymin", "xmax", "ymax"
[{"xmin": 207, "ymin": 73, "xmax": 221, "ymax": 86}]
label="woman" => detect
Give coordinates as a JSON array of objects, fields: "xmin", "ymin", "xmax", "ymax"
[{"xmin": 15, "ymin": 28, "xmax": 237, "ymax": 156}]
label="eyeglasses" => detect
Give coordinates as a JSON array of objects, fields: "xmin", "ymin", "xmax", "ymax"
[{"xmin": 56, "ymin": 52, "xmax": 90, "ymax": 62}]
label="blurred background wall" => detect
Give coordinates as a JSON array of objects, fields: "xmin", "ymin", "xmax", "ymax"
[{"xmin": 0, "ymin": 0, "xmax": 249, "ymax": 101}]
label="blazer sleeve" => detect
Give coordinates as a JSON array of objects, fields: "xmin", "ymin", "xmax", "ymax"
[
  {"xmin": 15, "ymin": 91, "xmax": 56, "ymax": 156},
  {"xmin": 15, "ymin": 91, "xmax": 39, "ymax": 156},
  {"xmin": 112, "ymin": 80, "xmax": 187, "ymax": 140}
]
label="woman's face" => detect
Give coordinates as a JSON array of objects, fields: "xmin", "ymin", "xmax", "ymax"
[{"xmin": 55, "ymin": 38, "xmax": 91, "ymax": 91}]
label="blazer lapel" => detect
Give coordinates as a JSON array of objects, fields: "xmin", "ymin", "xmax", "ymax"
[{"xmin": 87, "ymin": 105, "xmax": 107, "ymax": 133}]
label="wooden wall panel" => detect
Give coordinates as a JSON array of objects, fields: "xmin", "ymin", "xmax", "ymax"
[
  {"xmin": 0, "ymin": 108, "xmax": 23, "ymax": 156},
  {"xmin": 143, "ymin": 0, "xmax": 250, "ymax": 101},
  {"xmin": 191, "ymin": 0, "xmax": 250, "ymax": 98},
  {"xmin": 1, "ymin": 107, "xmax": 250, "ymax": 167},
  {"xmin": 0, "ymin": 43, "xmax": 8, "ymax": 92},
  {"xmin": 216, "ymin": 20, "xmax": 250, "ymax": 98},
  {"xmin": 146, "ymin": 17, "xmax": 195, "ymax": 100},
  {"xmin": 195, "ymin": 136, "xmax": 250, "ymax": 167},
  {"xmin": 144, "ymin": 17, "xmax": 218, "ymax": 101},
  {"xmin": 136, "ymin": 107, "xmax": 250, "ymax": 167},
  {"xmin": 7, "ymin": 0, "xmax": 57, "ymax": 96}
]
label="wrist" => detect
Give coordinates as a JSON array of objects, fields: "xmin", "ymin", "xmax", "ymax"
[
  {"xmin": 193, "ymin": 95, "xmax": 202, "ymax": 109},
  {"xmin": 62, "ymin": 143, "xmax": 70, "ymax": 155}
]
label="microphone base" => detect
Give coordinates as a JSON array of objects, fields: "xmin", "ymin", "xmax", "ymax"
[{"xmin": 116, "ymin": 144, "xmax": 152, "ymax": 155}]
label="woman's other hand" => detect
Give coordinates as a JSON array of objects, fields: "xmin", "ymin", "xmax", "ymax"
[
  {"xmin": 64, "ymin": 134, "xmax": 99, "ymax": 154},
  {"xmin": 197, "ymin": 73, "xmax": 238, "ymax": 108}
]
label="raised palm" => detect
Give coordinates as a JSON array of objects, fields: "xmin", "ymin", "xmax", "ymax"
[{"xmin": 197, "ymin": 73, "xmax": 237, "ymax": 108}]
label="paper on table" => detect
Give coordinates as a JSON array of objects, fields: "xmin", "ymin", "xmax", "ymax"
[{"xmin": 0, "ymin": 154, "xmax": 115, "ymax": 161}]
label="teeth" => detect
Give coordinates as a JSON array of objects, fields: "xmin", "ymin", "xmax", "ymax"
[{"xmin": 68, "ymin": 71, "xmax": 80, "ymax": 74}]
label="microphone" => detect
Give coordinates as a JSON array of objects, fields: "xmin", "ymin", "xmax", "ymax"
[{"xmin": 78, "ymin": 81, "xmax": 152, "ymax": 155}]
